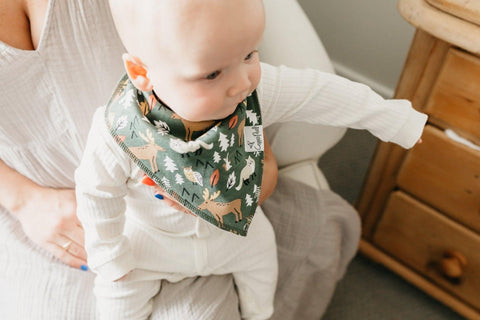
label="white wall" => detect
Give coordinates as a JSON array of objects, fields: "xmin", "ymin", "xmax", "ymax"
[{"xmin": 298, "ymin": 0, "xmax": 416, "ymax": 97}]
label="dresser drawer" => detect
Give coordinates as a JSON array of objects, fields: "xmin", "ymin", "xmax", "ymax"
[
  {"xmin": 425, "ymin": 48, "xmax": 480, "ymax": 144},
  {"xmin": 397, "ymin": 125, "xmax": 480, "ymax": 233},
  {"xmin": 373, "ymin": 191, "xmax": 480, "ymax": 309}
]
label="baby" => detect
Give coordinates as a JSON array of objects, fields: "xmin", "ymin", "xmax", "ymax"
[{"xmin": 75, "ymin": 0, "xmax": 427, "ymax": 319}]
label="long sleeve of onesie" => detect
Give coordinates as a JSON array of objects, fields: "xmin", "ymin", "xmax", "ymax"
[
  {"xmin": 258, "ymin": 63, "xmax": 427, "ymax": 149},
  {"xmin": 75, "ymin": 108, "xmax": 134, "ymax": 282}
]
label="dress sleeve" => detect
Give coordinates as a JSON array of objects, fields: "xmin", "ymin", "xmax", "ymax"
[
  {"xmin": 257, "ymin": 63, "xmax": 427, "ymax": 149},
  {"xmin": 75, "ymin": 107, "xmax": 135, "ymax": 281}
]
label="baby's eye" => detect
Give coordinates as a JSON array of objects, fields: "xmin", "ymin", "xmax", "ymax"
[
  {"xmin": 245, "ymin": 50, "xmax": 258, "ymax": 61},
  {"xmin": 205, "ymin": 71, "xmax": 221, "ymax": 80}
]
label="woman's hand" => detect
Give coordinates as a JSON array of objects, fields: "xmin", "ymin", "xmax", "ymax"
[
  {"xmin": 258, "ymin": 134, "xmax": 278, "ymax": 205},
  {"xmin": 0, "ymin": 159, "xmax": 88, "ymax": 269},
  {"xmin": 14, "ymin": 186, "xmax": 88, "ymax": 269},
  {"xmin": 141, "ymin": 175, "xmax": 196, "ymax": 216}
]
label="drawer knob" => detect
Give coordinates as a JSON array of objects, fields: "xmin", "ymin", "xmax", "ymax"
[{"xmin": 440, "ymin": 250, "xmax": 467, "ymax": 279}]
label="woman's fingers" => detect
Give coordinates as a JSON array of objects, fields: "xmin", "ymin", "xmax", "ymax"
[
  {"xmin": 58, "ymin": 232, "xmax": 88, "ymax": 261},
  {"xmin": 16, "ymin": 187, "xmax": 89, "ymax": 270},
  {"xmin": 141, "ymin": 175, "xmax": 156, "ymax": 186},
  {"xmin": 161, "ymin": 197, "xmax": 192, "ymax": 214},
  {"xmin": 62, "ymin": 224, "xmax": 86, "ymax": 256},
  {"xmin": 65, "ymin": 240, "xmax": 88, "ymax": 261},
  {"xmin": 158, "ymin": 193, "xmax": 196, "ymax": 216},
  {"xmin": 46, "ymin": 237, "xmax": 88, "ymax": 269},
  {"xmin": 142, "ymin": 175, "xmax": 196, "ymax": 216},
  {"xmin": 56, "ymin": 193, "xmax": 88, "ymax": 262},
  {"xmin": 152, "ymin": 186, "xmax": 197, "ymax": 216}
]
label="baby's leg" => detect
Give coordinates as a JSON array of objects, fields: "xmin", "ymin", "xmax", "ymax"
[
  {"xmin": 151, "ymin": 274, "xmax": 241, "ymax": 320},
  {"xmin": 234, "ymin": 253, "xmax": 278, "ymax": 320},
  {"xmin": 94, "ymin": 275, "xmax": 161, "ymax": 320},
  {"xmin": 211, "ymin": 209, "xmax": 278, "ymax": 319}
]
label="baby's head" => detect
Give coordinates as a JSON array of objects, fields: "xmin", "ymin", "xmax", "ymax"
[{"xmin": 109, "ymin": 0, "xmax": 265, "ymax": 122}]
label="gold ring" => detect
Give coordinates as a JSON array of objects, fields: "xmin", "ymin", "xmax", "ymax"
[{"xmin": 61, "ymin": 240, "xmax": 72, "ymax": 251}]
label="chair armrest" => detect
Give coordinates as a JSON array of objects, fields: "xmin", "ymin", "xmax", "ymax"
[
  {"xmin": 261, "ymin": 0, "xmax": 346, "ymax": 168},
  {"xmin": 278, "ymin": 159, "xmax": 330, "ymax": 190}
]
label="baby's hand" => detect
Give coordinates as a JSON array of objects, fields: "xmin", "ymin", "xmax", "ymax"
[{"xmin": 141, "ymin": 175, "xmax": 196, "ymax": 216}]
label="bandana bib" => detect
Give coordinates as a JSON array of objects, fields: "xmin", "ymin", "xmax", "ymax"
[{"xmin": 105, "ymin": 75, "xmax": 264, "ymax": 236}]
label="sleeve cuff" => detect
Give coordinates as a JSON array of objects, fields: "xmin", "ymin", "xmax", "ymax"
[
  {"xmin": 93, "ymin": 250, "xmax": 136, "ymax": 281},
  {"xmin": 390, "ymin": 107, "xmax": 428, "ymax": 149}
]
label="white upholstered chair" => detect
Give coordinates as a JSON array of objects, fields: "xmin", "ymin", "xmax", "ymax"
[
  {"xmin": 260, "ymin": 1, "xmax": 361, "ymax": 318},
  {"xmin": 261, "ymin": 0, "xmax": 347, "ymax": 190}
]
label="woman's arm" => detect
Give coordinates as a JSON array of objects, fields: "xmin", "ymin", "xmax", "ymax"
[
  {"xmin": 0, "ymin": 158, "xmax": 35, "ymax": 214},
  {"xmin": 0, "ymin": 159, "xmax": 87, "ymax": 269}
]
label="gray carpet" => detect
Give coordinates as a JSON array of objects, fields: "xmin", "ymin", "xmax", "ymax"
[{"xmin": 317, "ymin": 129, "xmax": 465, "ymax": 320}]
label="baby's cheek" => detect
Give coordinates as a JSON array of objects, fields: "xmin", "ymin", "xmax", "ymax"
[{"xmin": 251, "ymin": 65, "xmax": 262, "ymax": 90}]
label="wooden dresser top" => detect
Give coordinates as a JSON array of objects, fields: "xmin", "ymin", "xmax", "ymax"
[{"xmin": 399, "ymin": 0, "xmax": 480, "ymax": 54}]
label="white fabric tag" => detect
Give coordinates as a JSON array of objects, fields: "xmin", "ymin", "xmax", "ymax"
[{"xmin": 244, "ymin": 125, "xmax": 264, "ymax": 152}]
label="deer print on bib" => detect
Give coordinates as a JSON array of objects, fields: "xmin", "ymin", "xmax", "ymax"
[{"xmin": 105, "ymin": 75, "xmax": 264, "ymax": 236}]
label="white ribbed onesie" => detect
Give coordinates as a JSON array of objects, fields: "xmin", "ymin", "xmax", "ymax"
[{"xmin": 75, "ymin": 63, "xmax": 427, "ymax": 320}]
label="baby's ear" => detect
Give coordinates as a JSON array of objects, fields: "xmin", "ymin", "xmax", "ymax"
[{"xmin": 122, "ymin": 53, "xmax": 153, "ymax": 91}]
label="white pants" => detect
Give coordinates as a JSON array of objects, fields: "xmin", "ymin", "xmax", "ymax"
[{"xmin": 94, "ymin": 209, "xmax": 278, "ymax": 320}]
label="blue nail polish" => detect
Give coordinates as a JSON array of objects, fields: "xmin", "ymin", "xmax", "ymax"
[
  {"xmin": 155, "ymin": 194, "xmax": 164, "ymax": 200},
  {"xmin": 81, "ymin": 265, "xmax": 89, "ymax": 271}
]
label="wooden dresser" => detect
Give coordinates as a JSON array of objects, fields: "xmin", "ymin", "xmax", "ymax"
[{"xmin": 357, "ymin": 0, "xmax": 480, "ymax": 318}]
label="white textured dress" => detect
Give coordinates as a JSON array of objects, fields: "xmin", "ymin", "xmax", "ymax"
[
  {"xmin": 0, "ymin": 1, "xmax": 125, "ymax": 319},
  {"xmin": 1, "ymin": 1, "xmax": 238, "ymax": 318}
]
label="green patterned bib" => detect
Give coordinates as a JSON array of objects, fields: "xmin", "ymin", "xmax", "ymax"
[{"xmin": 105, "ymin": 75, "xmax": 264, "ymax": 236}]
